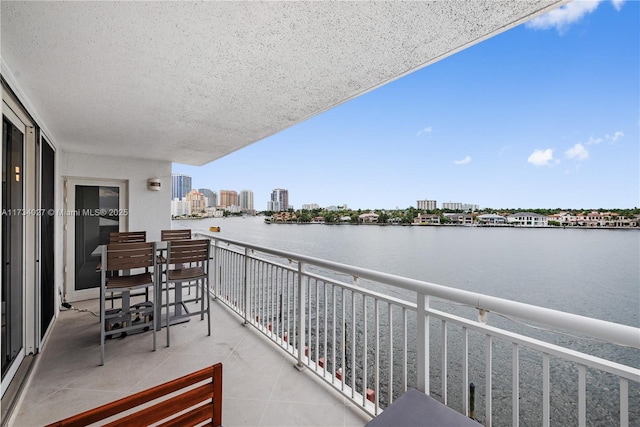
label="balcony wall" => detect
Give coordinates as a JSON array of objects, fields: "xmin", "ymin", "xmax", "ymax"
[
  {"xmin": 59, "ymin": 151, "xmax": 172, "ymax": 238},
  {"xmin": 56, "ymin": 150, "xmax": 172, "ymax": 301}
]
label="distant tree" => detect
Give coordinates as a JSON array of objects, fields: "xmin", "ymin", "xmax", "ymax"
[
  {"xmin": 324, "ymin": 211, "xmax": 337, "ymax": 224},
  {"xmin": 403, "ymin": 207, "xmax": 417, "ymax": 223},
  {"xmin": 298, "ymin": 211, "xmax": 312, "ymax": 223}
]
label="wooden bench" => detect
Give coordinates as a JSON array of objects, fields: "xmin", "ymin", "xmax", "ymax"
[{"xmin": 45, "ymin": 363, "xmax": 222, "ymax": 427}]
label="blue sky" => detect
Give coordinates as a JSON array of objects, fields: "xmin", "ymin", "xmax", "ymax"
[{"xmin": 173, "ymin": 0, "xmax": 639, "ymax": 211}]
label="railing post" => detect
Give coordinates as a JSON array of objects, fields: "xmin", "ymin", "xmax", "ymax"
[
  {"xmin": 486, "ymin": 335, "xmax": 493, "ymax": 427},
  {"xmin": 243, "ymin": 247, "xmax": 250, "ymax": 325},
  {"xmin": 417, "ymin": 292, "xmax": 429, "ymax": 394},
  {"xmin": 296, "ymin": 262, "xmax": 306, "ymax": 370},
  {"xmin": 478, "ymin": 308, "xmax": 487, "ymax": 324},
  {"xmin": 513, "ymin": 343, "xmax": 520, "ymax": 427},
  {"xmin": 211, "ymin": 239, "xmax": 218, "ymax": 300},
  {"xmin": 620, "ymin": 378, "xmax": 629, "ymax": 427},
  {"xmin": 469, "ymin": 383, "xmax": 476, "ymax": 420}
]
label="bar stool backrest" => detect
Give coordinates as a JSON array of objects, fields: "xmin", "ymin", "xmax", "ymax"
[
  {"xmin": 105, "ymin": 242, "xmax": 155, "ymax": 272},
  {"xmin": 161, "ymin": 229, "xmax": 192, "ymax": 241},
  {"xmin": 166, "ymin": 239, "xmax": 209, "ymax": 266},
  {"xmin": 109, "ymin": 231, "xmax": 147, "ymax": 243}
]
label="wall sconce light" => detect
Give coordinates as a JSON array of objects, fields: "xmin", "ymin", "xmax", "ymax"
[
  {"xmin": 147, "ymin": 178, "xmax": 161, "ymax": 191},
  {"xmin": 15, "ymin": 166, "xmax": 20, "ymax": 182}
]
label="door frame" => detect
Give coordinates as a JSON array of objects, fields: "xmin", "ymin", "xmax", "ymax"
[
  {"xmin": 1, "ymin": 95, "xmax": 36, "ymax": 398},
  {"xmin": 63, "ymin": 178, "xmax": 128, "ymax": 303},
  {"xmin": 37, "ymin": 133, "xmax": 56, "ymax": 346}
]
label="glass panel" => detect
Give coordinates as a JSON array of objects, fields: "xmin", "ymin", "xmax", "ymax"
[
  {"xmin": 40, "ymin": 139, "xmax": 55, "ymax": 338},
  {"xmin": 1, "ymin": 116, "xmax": 24, "ymax": 379},
  {"xmin": 74, "ymin": 186, "xmax": 119, "ymax": 291}
]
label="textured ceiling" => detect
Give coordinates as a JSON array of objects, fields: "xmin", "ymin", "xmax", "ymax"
[{"xmin": 1, "ymin": 1, "xmax": 566, "ymax": 166}]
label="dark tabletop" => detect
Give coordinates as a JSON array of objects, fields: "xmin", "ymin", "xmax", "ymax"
[{"xmin": 365, "ymin": 388, "xmax": 480, "ymax": 427}]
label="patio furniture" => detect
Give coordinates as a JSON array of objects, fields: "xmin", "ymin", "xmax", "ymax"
[
  {"xmin": 100, "ymin": 241, "xmax": 157, "ymax": 365},
  {"xmin": 97, "ymin": 231, "xmax": 150, "ymax": 307},
  {"xmin": 44, "ymin": 363, "xmax": 223, "ymax": 427},
  {"xmin": 158, "ymin": 229, "xmax": 192, "ymax": 266},
  {"xmin": 109, "ymin": 230, "xmax": 146, "ymax": 243},
  {"xmin": 96, "ymin": 231, "xmax": 147, "ymax": 269},
  {"xmin": 164, "ymin": 239, "xmax": 211, "ymax": 347},
  {"xmin": 161, "ymin": 228, "xmax": 191, "ymax": 242},
  {"xmin": 155, "ymin": 229, "xmax": 194, "ymax": 326}
]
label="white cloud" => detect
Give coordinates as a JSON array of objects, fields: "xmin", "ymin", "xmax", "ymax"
[
  {"xmin": 586, "ymin": 136, "xmax": 604, "ymax": 145},
  {"xmin": 606, "ymin": 131, "xmax": 624, "ymax": 142},
  {"xmin": 565, "ymin": 143, "xmax": 589, "ymax": 161},
  {"xmin": 612, "ymin": 0, "xmax": 625, "ymax": 11},
  {"xmin": 454, "ymin": 156, "xmax": 471, "ymax": 165},
  {"xmin": 526, "ymin": 0, "xmax": 602, "ymax": 33},
  {"xmin": 528, "ymin": 148, "xmax": 555, "ymax": 166},
  {"xmin": 416, "ymin": 126, "xmax": 432, "ymax": 136}
]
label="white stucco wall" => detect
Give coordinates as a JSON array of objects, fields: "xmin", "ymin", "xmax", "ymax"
[{"xmin": 58, "ymin": 151, "xmax": 172, "ymax": 241}]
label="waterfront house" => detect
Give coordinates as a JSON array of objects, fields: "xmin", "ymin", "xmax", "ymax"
[
  {"xmin": 358, "ymin": 212, "xmax": 379, "ymax": 224},
  {"xmin": 9, "ymin": 2, "xmax": 636, "ymax": 426},
  {"xmin": 507, "ymin": 212, "xmax": 549, "ymax": 227},
  {"xmin": 477, "ymin": 213, "xmax": 507, "ymax": 225},
  {"xmin": 413, "ymin": 213, "xmax": 441, "ymax": 225},
  {"xmin": 443, "ymin": 213, "xmax": 474, "ymax": 225},
  {"xmin": 546, "ymin": 211, "xmax": 638, "ymax": 228},
  {"xmin": 272, "ymin": 211, "xmax": 298, "ymax": 223},
  {"xmin": 547, "ymin": 211, "xmax": 572, "ymax": 226},
  {"xmin": 575, "ymin": 210, "xmax": 628, "ymax": 227}
]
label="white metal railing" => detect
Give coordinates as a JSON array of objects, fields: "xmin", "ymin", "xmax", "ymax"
[{"xmin": 196, "ymin": 233, "xmax": 640, "ymax": 426}]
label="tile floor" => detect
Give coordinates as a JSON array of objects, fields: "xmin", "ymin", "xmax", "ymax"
[{"xmin": 8, "ymin": 295, "xmax": 372, "ymax": 427}]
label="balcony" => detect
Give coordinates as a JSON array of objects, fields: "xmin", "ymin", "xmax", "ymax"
[
  {"xmin": 10, "ymin": 234, "xmax": 639, "ymax": 426},
  {"xmin": 4, "ymin": 3, "xmax": 579, "ymax": 420},
  {"xmin": 9, "ymin": 295, "xmax": 371, "ymax": 426}
]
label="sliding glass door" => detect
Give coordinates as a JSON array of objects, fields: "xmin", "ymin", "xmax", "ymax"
[
  {"xmin": 1, "ymin": 111, "xmax": 25, "ymax": 389},
  {"xmin": 64, "ymin": 180, "xmax": 127, "ymax": 302},
  {"xmin": 2, "ymin": 81, "xmax": 55, "ymax": 406},
  {"xmin": 39, "ymin": 137, "xmax": 55, "ymax": 341}
]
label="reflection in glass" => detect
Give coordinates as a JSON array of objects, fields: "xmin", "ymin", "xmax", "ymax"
[
  {"xmin": 74, "ymin": 186, "xmax": 120, "ymax": 291},
  {"xmin": 1, "ymin": 116, "xmax": 24, "ymax": 379}
]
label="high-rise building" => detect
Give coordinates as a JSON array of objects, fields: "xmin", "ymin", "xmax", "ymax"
[
  {"xmin": 198, "ymin": 188, "xmax": 217, "ymax": 207},
  {"xmin": 417, "ymin": 199, "xmax": 437, "ymax": 210},
  {"xmin": 171, "ymin": 173, "xmax": 192, "ymax": 200},
  {"xmin": 239, "ymin": 190, "xmax": 254, "ymax": 212},
  {"xmin": 442, "ymin": 202, "xmax": 479, "ymax": 212},
  {"xmin": 219, "ymin": 190, "xmax": 238, "ymax": 209},
  {"xmin": 171, "ymin": 199, "xmax": 191, "ymax": 217},
  {"xmin": 185, "ymin": 189, "xmax": 206, "ymax": 214},
  {"xmin": 442, "ymin": 202, "xmax": 463, "ymax": 211},
  {"xmin": 269, "ymin": 188, "xmax": 289, "ymax": 212}
]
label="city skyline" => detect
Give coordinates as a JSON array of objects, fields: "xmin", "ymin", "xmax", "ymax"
[
  {"xmin": 173, "ymin": 1, "xmax": 639, "ymax": 210},
  {"xmin": 173, "ymin": 180, "xmax": 487, "ymax": 212}
]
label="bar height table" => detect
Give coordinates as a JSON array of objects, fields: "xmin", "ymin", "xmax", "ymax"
[{"xmin": 92, "ymin": 241, "xmax": 191, "ymax": 331}]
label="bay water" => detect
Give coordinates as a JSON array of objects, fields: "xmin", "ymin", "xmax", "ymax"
[
  {"xmin": 175, "ymin": 216, "xmax": 639, "ymax": 425},
  {"xmin": 177, "ymin": 216, "xmax": 638, "ymax": 328}
]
